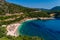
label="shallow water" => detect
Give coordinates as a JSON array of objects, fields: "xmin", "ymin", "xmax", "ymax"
[{"xmin": 18, "ymin": 19, "xmax": 60, "ymax": 40}]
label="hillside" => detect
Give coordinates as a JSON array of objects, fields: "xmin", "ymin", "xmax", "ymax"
[
  {"xmin": 51, "ymin": 6, "xmax": 60, "ymax": 10},
  {"xmin": 0, "ymin": 0, "xmax": 39, "ymax": 15},
  {"xmin": 0, "ymin": 0, "xmax": 60, "ymax": 25},
  {"xmin": 0, "ymin": 0, "xmax": 60, "ymax": 40},
  {"xmin": 51, "ymin": 6, "xmax": 60, "ymax": 13}
]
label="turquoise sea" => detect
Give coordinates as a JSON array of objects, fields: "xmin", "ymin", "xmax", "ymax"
[{"xmin": 18, "ymin": 19, "xmax": 60, "ymax": 40}]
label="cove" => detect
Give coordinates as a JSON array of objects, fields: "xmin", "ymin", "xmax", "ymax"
[{"xmin": 18, "ymin": 19, "xmax": 60, "ymax": 40}]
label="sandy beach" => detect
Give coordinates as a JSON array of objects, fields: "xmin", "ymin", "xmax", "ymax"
[
  {"xmin": 6, "ymin": 17, "xmax": 55, "ymax": 36},
  {"xmin": 7, "ymin": 23, "xmax": 21, "ymax": 36},
  {"xmin": 6, "ymin": 18, "xmax": 33, "ymax": 36}
]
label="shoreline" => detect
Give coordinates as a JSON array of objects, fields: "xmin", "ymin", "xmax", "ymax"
[
  {"xmin": 6, "ymin": 17, "xmax": 55, "ymax": 36},
  {"xmin": 6, "ymin": 18, "xmax": 36, "ymax": 36},
  {"xmin": 7, "ymin": 23, "xmax": 21, "ymax": 36}
]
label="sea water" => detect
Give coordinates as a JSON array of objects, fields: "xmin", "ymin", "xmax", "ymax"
[{"xmin": 18, "ymin": 19, "xmax": 60, "ymax": 40}]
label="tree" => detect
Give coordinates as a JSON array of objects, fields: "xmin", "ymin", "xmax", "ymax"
[{"xmin": 0, "ymin": 26, "xmax": 6, "ymax": 38}]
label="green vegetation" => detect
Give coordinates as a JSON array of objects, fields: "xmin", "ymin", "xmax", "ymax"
[
  {"xmin": 0, "ymin": 0, "xmax": 39, "ymax": 15},
  {"xmin": 0, "ymin": 26, "xmax": 43, "ymax": 40},
  {"xmin": 0, "ymin": 15, "xmax": 20, "ymax": 20},
  {"xmin": 1, "ymin": 0, "xmax": 60, "ymax": 40},
  {"xmin": 0, "ymin": 26, "xmax": 6, "ymax": 38},
  {"xmin": 0, "ymin": 0, "xmax": 51, "ymax": 25},
  {"xmin": 0, "ymin": 36, "xmax": 43, "ymax": 40},
  {"xmin": 25, "ymin": 11, "xmax": 50, "ymax": 18},
  {"xmin": 0, "ymin": 10, "xmax": 50, "ymax": 26},
  {"xmin": 0, "ymin": 15, "xmax": 24, "ymax": 25}
]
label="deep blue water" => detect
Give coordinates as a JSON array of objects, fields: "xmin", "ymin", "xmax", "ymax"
[{"xmin": 18, "ymin": 19, "xmax": 60, "ymax": 40}]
